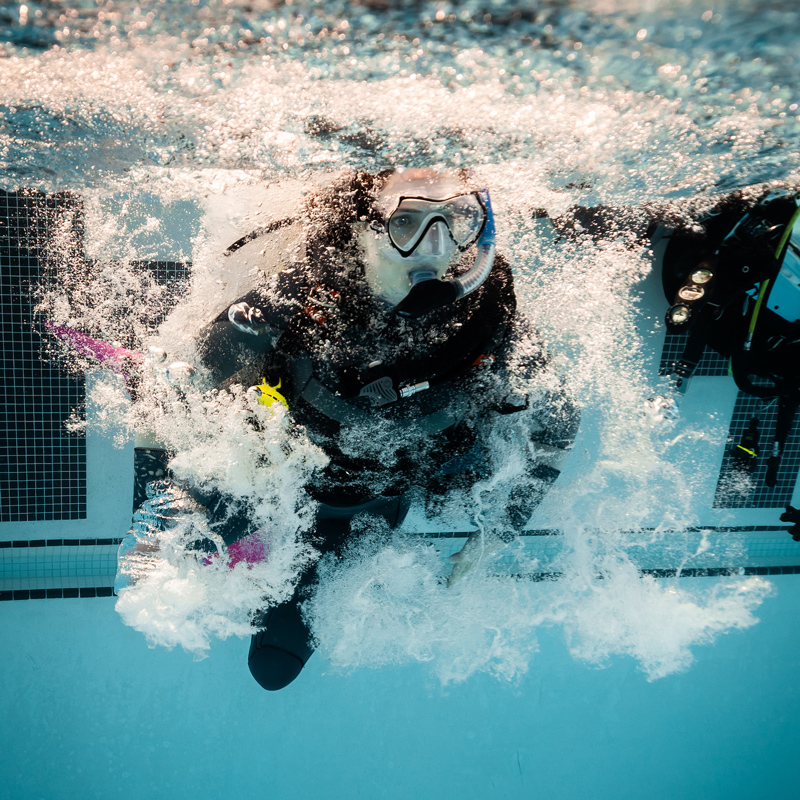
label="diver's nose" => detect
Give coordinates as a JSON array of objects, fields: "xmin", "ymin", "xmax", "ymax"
[{"xmin": 415, "ymin": 220, "xmax": 448, "ymax": 258}]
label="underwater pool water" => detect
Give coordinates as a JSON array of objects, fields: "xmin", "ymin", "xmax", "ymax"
[{"xmin": 1, "ymin": 1, "xmax": 800, "ymax": 798}]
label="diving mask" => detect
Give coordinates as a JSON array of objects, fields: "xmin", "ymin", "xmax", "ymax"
[
  {"xmin": 386, "ymin": 193, "xmax": 487, "ymax": 257},
  {"xmin": 360, "ymin": 170, "xmax": 497, "ymax": 317},
  {"xmin": 392, "ymin": 188, "xmax": 497, "ymax": 318}
]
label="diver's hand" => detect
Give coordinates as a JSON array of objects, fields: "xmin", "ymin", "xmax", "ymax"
[
  {"xmin": 116, "ymin": 482, "xmax": 213, "ymax": 591},
  {"xmin": 447, "ymin": 531, "xmax": 507, "ymax": 586},
  {"xmin": 164, "ymin": 362, "xmax": 197, "ymax": 385},
  {"xmin": 644, "ymin": 394, "xmax": 679, "ymax": 425}
]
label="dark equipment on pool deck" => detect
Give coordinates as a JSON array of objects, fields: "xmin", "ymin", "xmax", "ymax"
[
  {"xmin": 781, "ymin": 506, "xmax": 800, "ymax": 542},
  {"xmin": 731, "ymin": 417, "xmax": 760, "ymax": 473},
  {"xmin": 661, "ymin": 189, "xmax": 800, "ymax": 492}
]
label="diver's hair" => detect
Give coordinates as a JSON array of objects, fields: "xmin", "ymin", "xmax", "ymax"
[
  {"xmin": 300, "ymin": 167, "xmax": 473, "ymax": 264},
  {"xmin": 301, "ymin": 170, "xmax": 393, "ymax": 285},
  {"xmin": 303, "ymin": 171, "xmax": 390, "ymax": 246},
  {"xmin": 298, "ymin": 168, "xmax": 477, "ymax": 300}
]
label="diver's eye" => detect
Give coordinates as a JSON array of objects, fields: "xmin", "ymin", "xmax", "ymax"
[{"xmin": 393, "ymin": 215, "xmax": 412, "ymax": 228}]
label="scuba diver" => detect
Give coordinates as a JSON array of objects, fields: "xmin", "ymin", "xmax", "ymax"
[{"xmin": 121, "ymin": 169, "xmax": 579, "ymax": 692}]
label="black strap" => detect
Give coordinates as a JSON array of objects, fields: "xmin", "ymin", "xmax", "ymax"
[
  {"xmin": 729, "ymin": 349, "xmax": 796, "ymax": 399},
  {"xmin": 289, "ymin": 354, "xmax": 468, "ymax": 434}
]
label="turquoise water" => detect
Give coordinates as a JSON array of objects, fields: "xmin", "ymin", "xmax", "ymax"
[
  {"xmin": 2, "ymin": 1, "xmax": 800, "ymax": 797},
  {"xmin": 4, "ymin": 580, "xmax": 800, "ymax": 799}
]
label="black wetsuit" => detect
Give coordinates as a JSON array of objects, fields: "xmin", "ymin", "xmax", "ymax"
[{"xmin": 188, "ymin": 244, "xmax": 578, "ymax": 690}]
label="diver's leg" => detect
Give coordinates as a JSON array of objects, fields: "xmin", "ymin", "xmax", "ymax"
[
  {"xmin": 448, "ymin": 441, "xmax": 567, "ymax": 585},
  {"xmin": 247, "ymin": 516, "xmax": 350, "ymax": 691},
  {"xmin": 372, "ymin": 493, "xmax": 411, "ymax": 528},
  {"xmin": 247, "ymin": 599, "xmax": 316, "ymax": 692},
  {"xmin": 247, "ymin": 495, "xmax": 409, "ymax": 691}
]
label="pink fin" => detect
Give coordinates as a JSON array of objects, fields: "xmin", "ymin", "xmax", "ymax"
[
  {"xmin": 203, "ymin": 532, "xmax": 269, "ymax": 568},
  {"xmin": 45, "ymin": 320, "xmax": 143, "ymax": 378}
]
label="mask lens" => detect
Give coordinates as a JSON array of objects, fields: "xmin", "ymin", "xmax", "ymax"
[
  {"xmin": 387, "ymin": 209, "xmax": 426, "ymax": 249},
  {"xmin": 447, "ymin": 195, "xmax": 485, "ymax": 246},
  {"xmin": 387, "ymin": 194, "xmax": 486, "ymax": 255}
]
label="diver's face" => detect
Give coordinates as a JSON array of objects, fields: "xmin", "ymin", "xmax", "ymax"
[{"xmin": 359, "ymin": 170, "xmax": 465, "ymax": 306}]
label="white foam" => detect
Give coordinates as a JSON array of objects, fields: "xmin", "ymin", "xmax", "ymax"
[{"xmin": 22, "ymin": 28, "xmax": 791, "ymax": 679}]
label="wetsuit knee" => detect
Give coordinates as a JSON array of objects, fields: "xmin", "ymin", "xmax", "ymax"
[
  {"xmin": 506, "ymin": 463, "xmax": 562, "ymax": 530},
  {"xmin": 248, "ymin": 601, "xmax": 315, "ymax": 691}
]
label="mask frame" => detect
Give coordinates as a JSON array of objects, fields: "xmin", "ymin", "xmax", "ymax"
[{"xmin": 385, "ymin": 193, "xmax": 488, "ymax": 258}]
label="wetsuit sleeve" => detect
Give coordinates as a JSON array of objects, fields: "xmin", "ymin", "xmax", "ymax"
[
  {"xmin": 547, "ymin": 196, "xmax": 746, "ymax": 247},
  {"xmin": 115, "ymin": 480, "xmax": 216, "ymax": 593},
  {"xmin": 549, "ymin": 183, "xmax": 800, "ymax": 248},
  {"xmin": 548, "ymin": 204, "xmax": 656, "ymax": 245},
  {"xmin": 195, "ymin": 288, "xmax": 295, "ymax": 389}
]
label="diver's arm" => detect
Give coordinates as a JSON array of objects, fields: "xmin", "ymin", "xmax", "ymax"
[
  {"xmin": 547, "ymin": 197, "xmax": 742, "ymax": 246},
  {"xmin": 195, "ymin": 289, "xmax": 290, "ymax": 388},
  {"xmin": 129, "ymin": 289, "xmax": 295, "ymax": 551},
  {"xmin": 548, "ymin": 204, "xmax": 657, "ymax": 245},
  {"xmin": 447, "ymin": 448, "xmax": 568, "ymax": 587},
  {"xmin": 448, "ymin": 316, "xmax": 578, "ymax": 586},
  {"xmin": 115, "ymin": 480, "xmax": 217, "ymax": 592},
  {"xmin": 541, "ymin": 181, "xmax": 800, "ymax": 248},
  {"xmin": 545, "ymin": 195, "xmax": 735, "ymax": 246}
]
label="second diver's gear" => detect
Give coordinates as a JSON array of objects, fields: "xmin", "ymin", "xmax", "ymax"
[
  {"xmin": 763, "ymin": 204, "xmax": 800, "ymax": 324},
  {"xmin": 662, "ymin": 190, "xmax": 800, "ymax": 399},
  {"xmin": 731, "ymin": 416, "xmax": 760, "ymax": 473},
  {"xmin": 665, "ymin": 264, "xmax": 715, "ymax": 331},
  {"xmin": 765, "ymin": 395, "xmax": 799, "ymax": 487},
  {"xmin": 780, "ymin": 505, "xmax": 800, "ymax": 541}
]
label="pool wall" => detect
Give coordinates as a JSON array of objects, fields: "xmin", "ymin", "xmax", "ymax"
[{"xmin": 3, "ymin": 181, "xmax": 800, "ymax": 800}]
